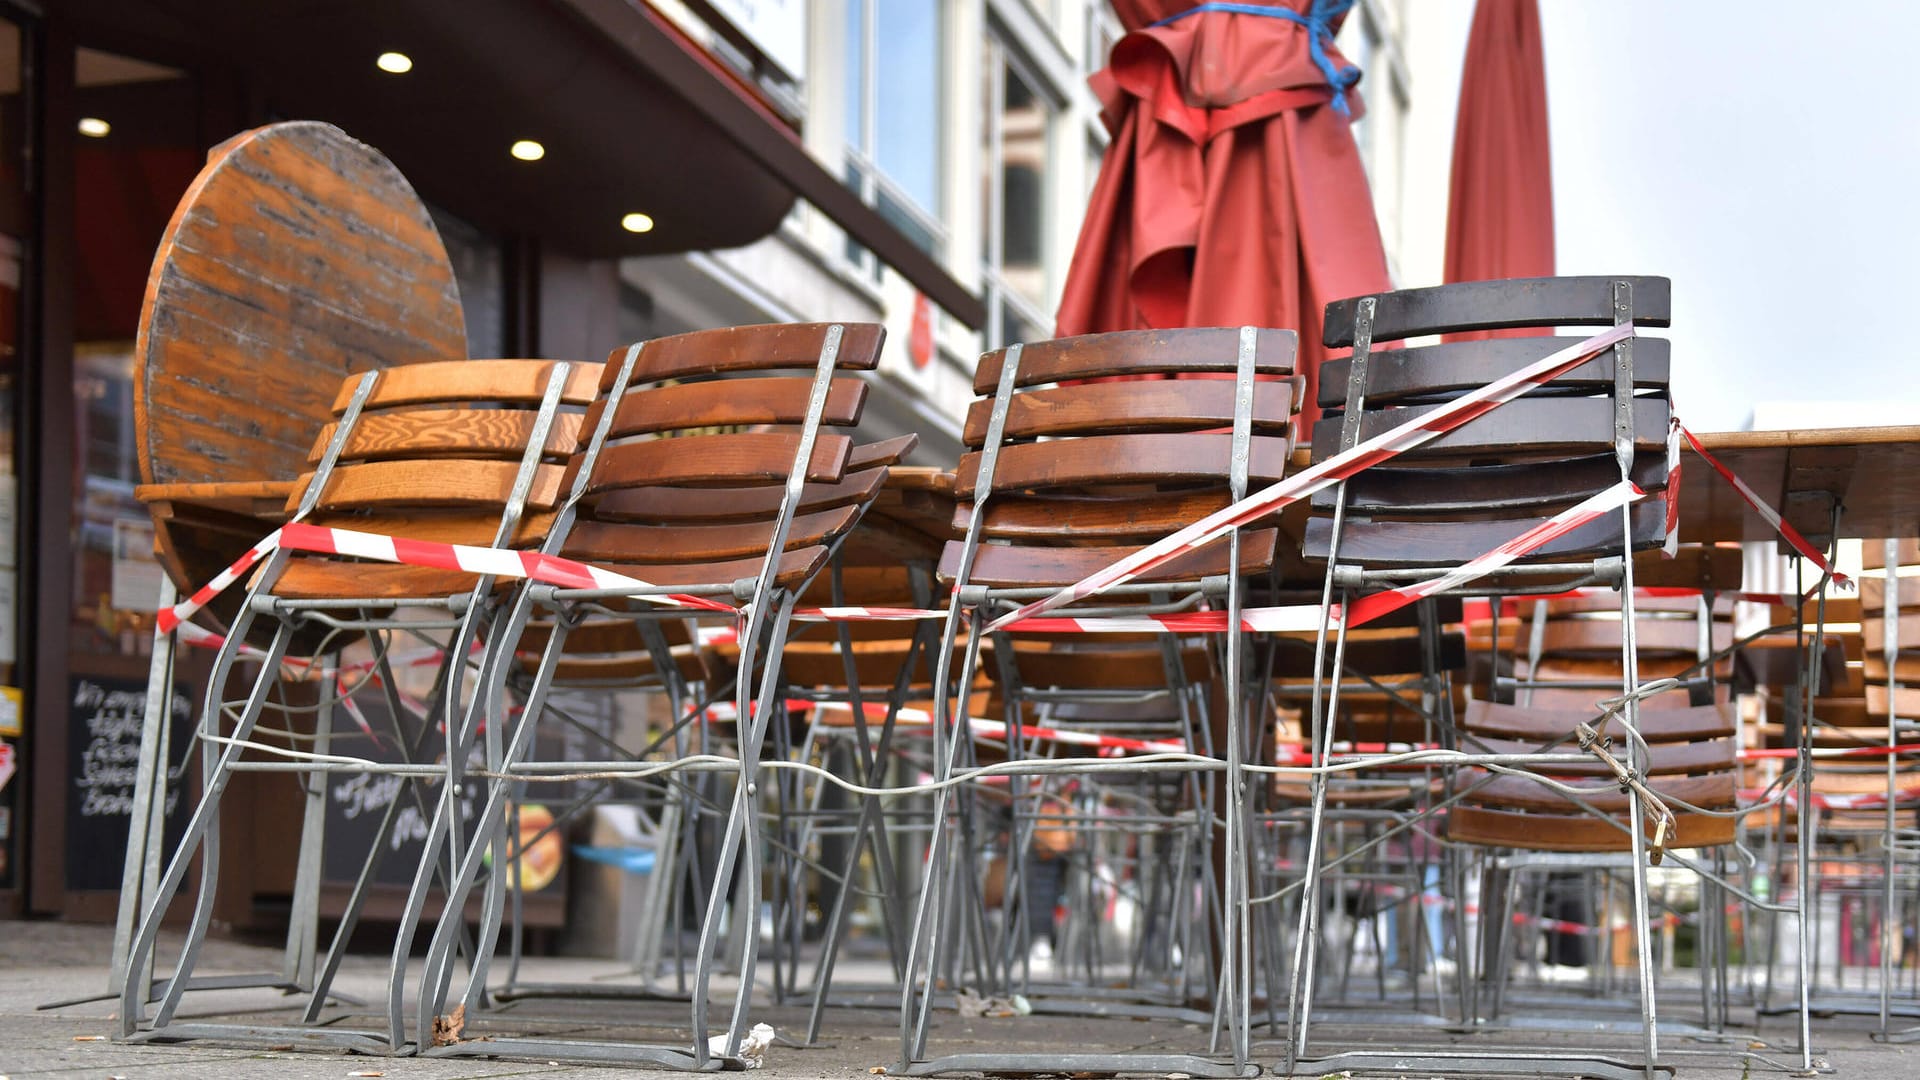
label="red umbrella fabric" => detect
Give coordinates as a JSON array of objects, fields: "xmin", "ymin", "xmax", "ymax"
[
  {"xmin": 1443, "ymin": 0, "xmax": 1553, "ymax": 307},
  {"xmin": 1056, "ymin": 1, "xmax": 1392, "ymax": 425}
]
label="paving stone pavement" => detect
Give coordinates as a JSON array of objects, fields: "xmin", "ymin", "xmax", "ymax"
[{"xmin": 2, "ymin": 920, "xmax": 1914, "ymax": 1078}]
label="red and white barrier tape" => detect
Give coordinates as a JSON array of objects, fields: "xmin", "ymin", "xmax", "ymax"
[
  {"xmin": 1662, "ymin": 414, "xmax": 1682, "ymax": 558},
  {"xmin": 1677, "ymin": 425, "xmax": 1851, "ymax": 589},
  {"xmin": 153, "ymin": 522, "xmax": 737, "ymax": 637},
  {"xmin": 156, "ymin": 529, "xmax": 285, "ymax": 634},
  {"xmin": 983, "ymin": 324, "xmax": 1639, "ymax": 632},
  {"xmin": 1338, "ymin": 480, "xmax": 1650, "ymax": 628}
]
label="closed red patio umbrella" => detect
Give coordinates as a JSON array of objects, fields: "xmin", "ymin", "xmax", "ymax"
[
  {"xmin": 1443, "ymin": 0, "xmax": 1553, "ymax": 309},
  {"xmin": 1057, "ymin": 0, "xmax": 1392, "ymax": 425}
]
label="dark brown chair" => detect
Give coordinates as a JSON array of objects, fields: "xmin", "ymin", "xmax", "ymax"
[{"xmin": 1284, "ymin": 277, "xmax": 1679, "ymax": 1078}]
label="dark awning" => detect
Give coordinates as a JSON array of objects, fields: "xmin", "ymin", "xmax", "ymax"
[{"xmin": 63, "ymin": 0, "xmax": 984, "ymax": 327}]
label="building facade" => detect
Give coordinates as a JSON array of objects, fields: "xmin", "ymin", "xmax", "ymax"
[{"xmin": 0, "ymin": 0, "xmax": 1412, "ymax": 922}]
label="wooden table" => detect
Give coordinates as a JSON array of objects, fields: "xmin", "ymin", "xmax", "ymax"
[
  {"xmin": 1677, "ymin": 425, "xmax": 1920, "ymax": 544},
  {"xmin": 133, "ymin": 120, "xmax": 467, "ymax": 598}
]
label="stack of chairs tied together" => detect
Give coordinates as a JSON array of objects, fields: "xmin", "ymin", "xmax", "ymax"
[
  {"xmin": 1742, "ymin": 539, "xmax": 1920, "ymax": 1033},
  {"xmin": 901, "ymin": 327, "xmax": 1298, "ymax": 1079},
  {"xmin": 1281, "ymin": 276, "xmax": 1700, "ymax": 1080},
  {"xmin": 122, "ymin": 323, "xmax": 905, "ymax": 1070}
]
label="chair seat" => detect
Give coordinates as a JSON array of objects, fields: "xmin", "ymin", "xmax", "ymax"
[
  {"xmin": 1448, "ymin": 805, "xmax": 1735, "ymax": 852},
  {"xmin": 269, "ymin": 558, "xmax": 511, "ymax": 600}
]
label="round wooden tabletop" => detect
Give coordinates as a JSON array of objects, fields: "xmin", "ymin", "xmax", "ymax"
[{"xmin": 133, "ymin": 120, "xmax": 467, "ymax": 593}]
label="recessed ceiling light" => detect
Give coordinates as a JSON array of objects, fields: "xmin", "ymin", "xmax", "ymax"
[
  {"xmin": 510, "ymin": 139, "xmax": 545, "ymax": 162},
  {"xmin": 376, "ymin": 51, "xmax": 413, "ymax": 74},
  {"xmin": 77, "ymin": 117, "xmax": 110, "ymax": 138},
  {"xmin": 621, "ymin": 212, "xmax": 655, "ymax": 234}
]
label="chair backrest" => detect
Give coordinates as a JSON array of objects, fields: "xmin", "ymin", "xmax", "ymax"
[
  {"xmin": 1308, "ymin": 276, "xmax": 1673, "ymax": 568},
  {"xmin": 562, "ymin": 323, "xmax": 887, "ymax": 594},
  {"xmin": 1449, "ymin": 697, "xmax": 1739, "ymax": 852},
  {"xmin": 945, "ymin": 327, "xmax": 1298, "ymax": 591},
  {"xmin": 266, "ymin": 359, "xmax": 596, "ymax": 600},
  {"xmin": 295, "ymin": 360, "xmax": 597, "ymax": 522}
]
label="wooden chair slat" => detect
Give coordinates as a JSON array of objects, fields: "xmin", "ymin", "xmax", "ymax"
[
  {"xmin": 1866, "ymin": 682, "xmax": 1920, "ymax": 717},
  {"xmin": 1448, "ymin": 805, "xmax": 1734, "ymax": 852},
  {"xmin": 1765, "ymin": 696, "xmax": 1874, "ymax": 729},
  {"xmin": 586, "ymin": 432, "xmax": 851, "ymax": 493},
  {"xmin": 1861, "ymin": 573, "xmax": 1920, "ymax": 611},
  {"xmin": 972, "ymin": 327, "xmax": 1296, "ymax": 394},
  {"xmin": 594, "ymin": 545, "xmax": 830, "ymax": 591},
  {"xmin": 1313, "ymin": 396, "xmax": 1669, "ymax": 460},
  {"xmin": 1632, "ymin": 544, "xmax": 1744, "ymax": 591},
  {"xmin": 607, "ymin": 323, "xmax": 885, "ymax": 387},
  {"xmin": 1862, "ymin": 653, "xmax": 1920, "ymax": 681},
  {"xmin": 1323, "ymin": 276, "xmax": 1672, "ymax": 347},
  {"xmin": 297, "ymin": 510, "xmax": 550, "ymax": 548},
  {"xmin": 939, "ymin": 529, "xmax": 1278, "ymax": 588},
  {"xmin": 1457, "ymin": 733, "xmax": 1735, "ymax": 776},
  {"xmin": 1314, "ymin": 453, "xmax": 1667, "ymax": 516},
  {"xmin": 957, "ymin": 490, "xmax": 1238, "ymax": 542},
  {"xmin": 292, "ymin": 460, "xmax": 565, "ymax": 514},
  {"xmin": 1302, "ymin": 500, "xmax": 1668, "ymax": 566},
  {"xmin": 309, "ymin": 409, "xmax": 582, "ymax": 464},
  {"xmin": 588, "ymin": 376, "xmax": 868, "ymax": 439},
  {"xmin": 1317, "ymin": 337, "xmax": 1672, "ymax": 409},
  {"xmin": 962, "ymin": 379, "xmax": 1294, "ymax": 447},
  {"xmin": 956, "ymin": 433, "xmax": 1291, "ymax": 495},
  {"xmin": 1464, "ymin": 771, "xmax": 1736, "ymax": 815},
  {"xmin": 591, "ymin": 467, "xmax": 885, "ymax": 523},
  {"xmin": 848, "ymin": 434, "xmax": 921, "ymax": 470},
  {"xmin": 561, "ymin": 505, "xmax": 860, "ymax": 563},
  {"xmin": 1462, "ymin": 698, "xmax": 1733, "ymax": 743},
  {"xmin": 1536, "ymin": 617, "xmax": 1730, "ymax": 656},
  {"xmin": 1863, "ymin": 539, "xmax": 1920, "ymax": 570},
  {"xmin": 270, "ymin": 560, "xmax": 507, "ymax": 600},
  {"xmin": 333, "ymin": 359, "xmax": 598, "ymax": 412},
  {"xmin": 1862, "ymin": 614, "xmax": 1920, "ymax": 651}
]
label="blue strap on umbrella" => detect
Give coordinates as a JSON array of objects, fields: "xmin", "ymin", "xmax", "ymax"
[{"xmin": 1151, "ymin": 0, "xmax": 1363, "ymax": 116}]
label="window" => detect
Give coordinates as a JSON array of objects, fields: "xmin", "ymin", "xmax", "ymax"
[
  {"xmin": 844, "ymin": 0, "xmax": 946, "ymax": 270},
  {"xmin": 981, "ymin": 35, "xmax": 1055, "ymax": 348}
]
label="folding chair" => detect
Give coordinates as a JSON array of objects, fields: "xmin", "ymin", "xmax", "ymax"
[
  {"xmin": 1286, "ymin": 276, "xmax": 1679, "ymax": 1080},
  {"xmin": 410, "ymin": 322, "xmax": 892, "ymax": 1068},
  {"xmin": 119, "ymin": 358, "xmax": 597, "ymax": 1053},
  {"xmin": 901, "ymin": 326, "xmax": 1297, "ymax": 1079}
]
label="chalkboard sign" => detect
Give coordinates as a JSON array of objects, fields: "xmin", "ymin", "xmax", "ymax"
[
  {"xmin": 322, "ymin": 697, "xmax": 572, "ymax": 898},
  {"xmin": 66, "ymin": 674, "xmax": 195, "ymax": 892}
]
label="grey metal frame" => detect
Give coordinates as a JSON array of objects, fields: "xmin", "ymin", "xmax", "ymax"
[
  {"xmin": 895, "ymin": 330, "xmax": 1272, "ymax": 1080},
  {"xmin": 1284, "ymin": 280, "xmax": 1692, "ymax": 1080},
  {"xmin": 115, "ymin": 362, "xmax": 577, "ymax": 1053}
]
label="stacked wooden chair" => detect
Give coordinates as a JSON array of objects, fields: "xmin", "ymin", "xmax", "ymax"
[
  {"xmin": 121, "ymin": 357, "xmax": 599, "ymax": 1053},
  {"xmin": 900, "ymin": 327, "xmax": 1296, "ymax": 1079},
  {"xmin": 407, "ymin": 323, "xmax": 895, "ymax": 1067},
  {"xmin": 1452, "ymin": 579, "xmax": 1741, "ymax": 1032},
  {"xmin": 1284, "ymin": 277, "xmax": 1687, "ymax": 1080},
  {"xmin": 1743, "ymin": 541, "xmax": 1920, "ymax": 1034},
  {"xmin": 115, "ymin": 119, "xmax": 469, "ymax": 1017}
]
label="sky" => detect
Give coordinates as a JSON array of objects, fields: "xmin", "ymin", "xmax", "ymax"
[{"xmin": 1397, "ymin": 1, "xmax": 1920, "ymax": 432}]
